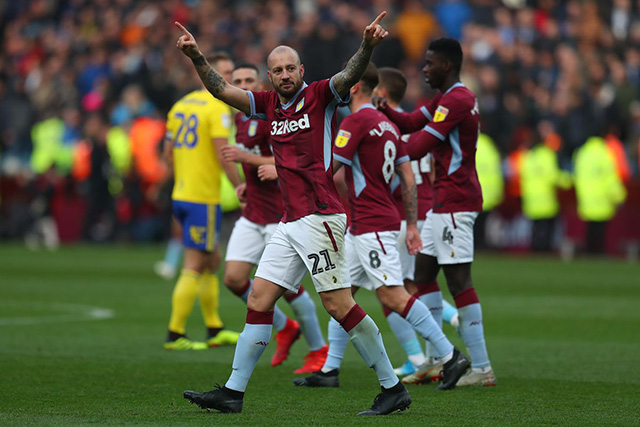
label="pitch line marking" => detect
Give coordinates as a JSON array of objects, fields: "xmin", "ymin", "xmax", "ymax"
[{"xmin": 0, "ymin": 301, "xmax": 115, "ymax": 326}]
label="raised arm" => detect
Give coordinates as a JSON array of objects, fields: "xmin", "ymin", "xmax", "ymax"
[
  {"xmin": 331, "ymin": 11, "xmax": 388, "ymax": 98},
  {"xmin": 175, "ymin": 22, "xmax": 251, "ymax": 114}
]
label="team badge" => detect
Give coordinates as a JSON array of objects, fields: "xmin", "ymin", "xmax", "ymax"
[
  {"xmin": 189, "ymin": 226, "xmax": 206, "ymax": 244},
  {"xmin": 248, "ymin": 120, "xmax": 258, "ymax": 137},
  {"xmin": 433, "ymin": 105, "xmax": 449, "ymax": 123},
  {"xmin": 335, "ymin": 130, "xmax": 351, "ymax": 148},
  {"xmin": 295, "ymin": 97, "xmax": 305, "ymax": 112}
]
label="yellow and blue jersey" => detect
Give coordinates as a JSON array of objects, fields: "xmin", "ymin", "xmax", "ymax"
[
  {"xmin": 166, "ymin": 90, "xmax": 232, "ymax": 204},
  {"xmin": 166, "ymin": 90, "xmax": 231, "ymax": 251}
]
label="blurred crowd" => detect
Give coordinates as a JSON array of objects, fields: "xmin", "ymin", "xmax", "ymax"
[{"xmin": 0, "ymin": 0, "xmax": 639, "ymax": 254}]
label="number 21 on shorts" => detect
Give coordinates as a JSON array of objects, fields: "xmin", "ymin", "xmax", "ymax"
[{"xmin": 307, "ymin": 250, "xmax": 336, "ymax": 275}]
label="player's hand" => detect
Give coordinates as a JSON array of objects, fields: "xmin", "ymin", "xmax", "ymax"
[
  {"xmin": 257, "ymin": 164, "xmax": 278, "ymax": 181},
  {"xmin": 372, "ymin": 95, "xmax": 387, "ymax": 110},
  {"xmin": 405, "ymin": 224, "xmax": 423, "ymax": 255},
  {"xmin": 235, "ymin": 183, "xmax": 247, "ymax": 203},
  {"xmin": 175, "ymin": 22, "xmax": 202, "ymax": 59},
  {"xmin": 363, "ymin": 11, "xmax": 388, "ymax": 48},
  {"xmin": 221, "ymin": 145, "xmax": 245, "ymax": 163}
]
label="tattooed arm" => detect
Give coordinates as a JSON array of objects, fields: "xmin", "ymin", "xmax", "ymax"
[
  {"xmin": 331, "ymin": 11, "xmax": 389, "ymax": 98},
  {"xmin": 175, "ymin": 22, "xmax": 251, "ymax": 114},
  {"xmin": 396, "ymin": 161, "xmax": 423, "ymax": 255}
]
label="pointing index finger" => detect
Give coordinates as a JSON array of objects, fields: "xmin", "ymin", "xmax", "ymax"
[
  {"xmin": 174, "ymin": 21, "xmax": 190, "ymax": 36},
  {"xmin": 370, "ymin": 11, "xmax": 387, "ymax": 27}
]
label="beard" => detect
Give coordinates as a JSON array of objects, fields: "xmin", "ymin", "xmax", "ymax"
[{"xmin": 274, "ymin": 79, "xmax": 302, "ymax": 98}]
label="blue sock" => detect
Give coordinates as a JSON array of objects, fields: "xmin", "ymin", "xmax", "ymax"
[
  {"xmin": 225, "ymin": 310, "xmax": 273, "ymax": 392},
  {"xmin": 345, "ymin": 308, "xmax": 398, "ymax": 389},
  {"xmin": 458, "ymin": 303, "xmax": 490, "ymax": 368},
  {"xmin": 404, "ymin": 298, "xmax": 453, "ymax": 359},
  {"xmin": 237, "ymin": 279, "xmax": 287, "ymax": 332},
  {"xmin": 164, "ymin": 238, "xmax": 183, "ymax": 269},
  {"xmin": 455, "ymin": 288, "xmax": 490, "ymax": 369},
  {"xmin": 288, "ymin": 291, "xmax": 325, "ymax": 351},
  {"xmin": 386, "ymin": 311, "xmax": 425, "ymax": 366},
  {"xmin": 273, "ymin": 307, "xmax": 287, "ymax": 332},
  {"xmin": 418, "ymin": 291, "xmax": 443, "ymax": 359},
  {"xmin": 442, "ymin": 299, "xmax": 459, "ymax": 326},
  {"xmin": 322, "ymin": 317, "xmax": 348, "ymax": 371}
]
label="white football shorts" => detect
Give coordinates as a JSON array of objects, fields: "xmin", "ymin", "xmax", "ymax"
[
  {"xmin": 255, "ymin": 213, "xmax": 351, "ymax": 293},
  {"xmin": 225, "ymin": 216, "xmax": 278, "ymax": 264},
  {"xmin": 346, "ymin": 230, "xmax": 404, "ymax": 291},
  {"xmin": 420, "ymin": 210, "xmax": 479, "ymax": 264},
  {"xmin": 397, "ymin": 219, "xmax": 425, "ymax": 281}
]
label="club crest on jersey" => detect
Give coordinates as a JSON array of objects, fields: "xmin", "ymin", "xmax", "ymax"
[
  {"xmin": 434, "ymin": 106, "xmax": 449, "ymax": 123},
  {"xmin": 295, "ymin": 97, "xmax": 305, "ymax": 112},
  {"xmin": 335, "ymin": 130, "xmax": 351, "ymax": 148},
  {"xmin": 248, "ymin": 120, "xmax": 258, "ymax": 137}
]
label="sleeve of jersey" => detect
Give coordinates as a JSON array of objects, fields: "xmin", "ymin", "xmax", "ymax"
[
  {"xmin": 405, "ymin": 130, "xmax": 440, "ymax": 160},
  {"xmin": 424, "ymin": 93, "xmax": 442, "ymax": 119},
  {"xmin": 380, "ymin": 105, "xmax": 431, "ymax": 134},
  {"xmin": 332, "ymin": 119, "xmax": 360, "ymax": 165},
  {"xmin": 208, "ymin": 103, "xmax": 232, "ymax": 139},
  {"xmin": 423, "ymin": 97, "xmax": 466, "ymax": 143},
  {"xmin": 246, "ymin": 90, "xmax": 269, "ymax": 120},
  {"xmin": 327, "ymin": 77, "xmax": 350, "ymax": 105},
  {"xmin": 165, "ymin": 110, "xmax": 176, "ymax": 141},
  {"xmin": 395, "ymin": 137, "xmax": 410, "ymax": 166}
]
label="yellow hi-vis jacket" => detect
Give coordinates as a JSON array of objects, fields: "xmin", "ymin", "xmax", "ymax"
[
  {"xmin": 573, "ymin": 136, "xmax": 627, "ymax": 222},
  {"xmin": 520, "ymin": 143, "xmax": 564, "ymax": 220},
  {"xmin": 476, "ymin": 133, "xmax": 504, "ymax": 211}
]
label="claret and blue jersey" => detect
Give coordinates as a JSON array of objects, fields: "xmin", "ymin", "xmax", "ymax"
[
  {"xmin": 333, "ymin": 104, "xmax": 410, "ymax": 235},
  {"xmin": 246, "ymin": 77, "xmax": 349, "ymax": 223}
]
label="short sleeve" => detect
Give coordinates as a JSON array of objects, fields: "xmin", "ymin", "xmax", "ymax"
[
  {"xmin": 332, "ymin": 116, "xmax": 361, "ymax": 165},
  {"xmin": 208, "ymin": 102, "xmax": 232, "ymax": 139},
  {"xmin": 423, "ymin": 95, "xmax": 469, "ymax": 142},
  {"xmin": 165, "ymin": 109, "xmax": 177, "ymax": 141},
  {"xmin": 247, "ymin": 90, "xmax": 271, "ymax": 120},
  {"xmin": 395, "ymin": 136, "xmax": 410, "ymax": 166},
  {"xmin": 421, "ymin": 93, "xmax": 443, "ymax": 122},
  {"xmin": 311, "ymin": 78, "xmax": 350, "ymax": 108}
]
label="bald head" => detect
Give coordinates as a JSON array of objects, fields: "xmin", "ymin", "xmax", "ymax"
[
  {"xmin": 266, "ymin": 45, "xmax": 305, "ymax": 101},
  {"xmin": 267, "ymin": 45, "xmax": 301, "ymax": 69}
]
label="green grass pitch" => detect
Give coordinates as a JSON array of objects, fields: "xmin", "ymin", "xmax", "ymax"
[{"xmin": 0, "ymin": 244, "xmax": 638, "ymax": 426}]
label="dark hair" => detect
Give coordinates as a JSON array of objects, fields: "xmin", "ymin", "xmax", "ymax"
[
  {"xmin": 207, "ymin": 51, "xmax": 232, "ymax": 67},
  {"xmin": 358, "ymin": 62, "xmax": 379, "ymax": 95},
  {"xmin": 377, "ymin": 67, "xmax": 407, "ymax": 103},
  {"xmin": 233, "ymin": 62, "xmax": 260, "ymax": 75},
  {"xmin": 428, "ymin": 37, "xmax": 463, "ymax": 72}
]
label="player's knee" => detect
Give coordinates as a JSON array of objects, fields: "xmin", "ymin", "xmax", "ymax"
[
  {"xmin": 376, "ymin": 287, "xmax": 405, "ymax": 314},
  {"xmin": 246, "ymin": 288, "xmax": 272, "ymax": 312},
  {"xmin": 223, "ymin": 270, "xmax": 246, "ymax": 292},
  {"xmin": 414, "ymin": 254, "xmax": 439, "ymax": 283},
  {"xmin": 403, "ymin": 279, "xmax": 417, "ymax": 295},
  {"xmin": 443, "ymin": 264, "xmax": 472, "ymax": 296},
  {"xmin": 320, "ymin": 290, "xmax": 354, "ymax": 321},
  {"xmin": 448, "ymin": 280, "xmax": 472, "ymax": 297}
]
